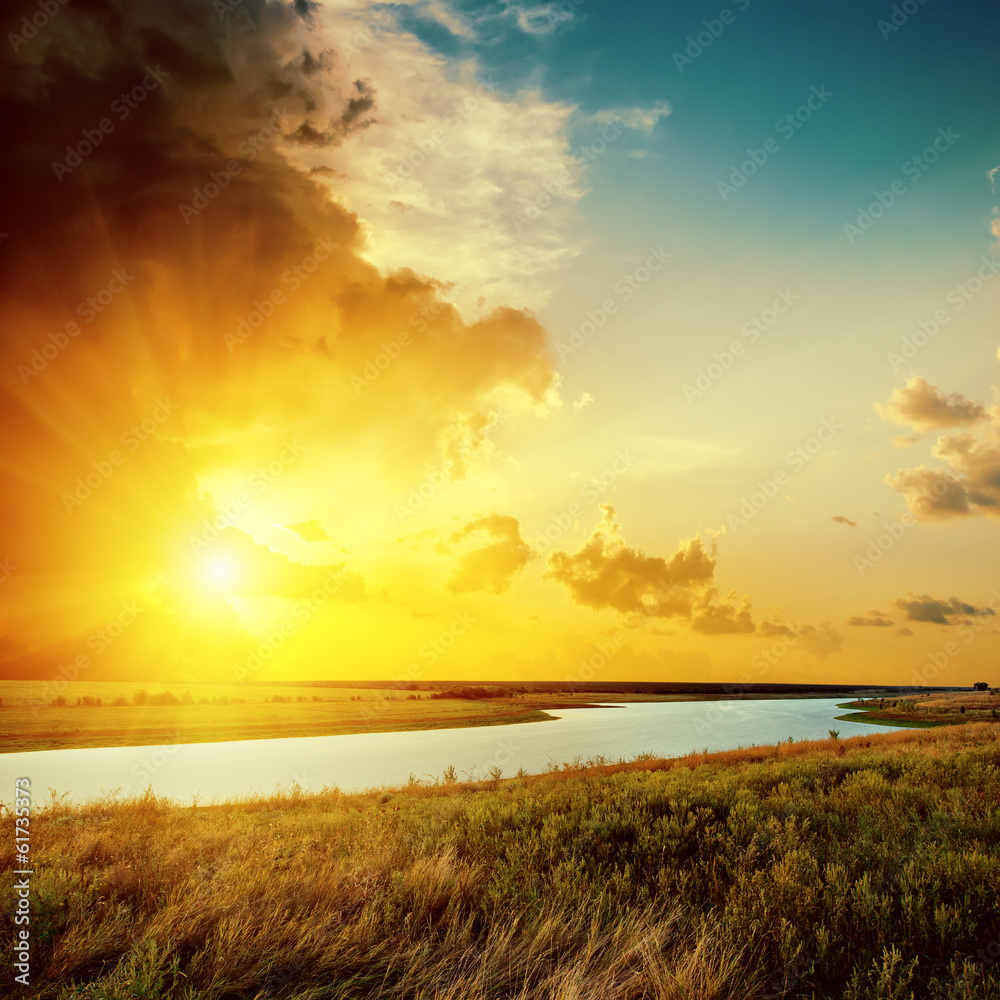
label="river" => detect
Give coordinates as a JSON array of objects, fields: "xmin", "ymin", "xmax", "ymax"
[{"xmin": 1, "ymin": 698, "xmax": 898, "ymax": 805}]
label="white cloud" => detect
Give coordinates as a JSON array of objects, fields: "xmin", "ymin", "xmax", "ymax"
[
  {"xmin": 415, "ymin": 0, "xmax": 478, "ymax": 39},
  {"xmin": 591, "ymin": 101, "xmax": 672, "ymax": 135},
  {"xmin": 501, "ymin": 2, "xmax": 577, "ymax": 36},
  {"xmin": 288, "ymin": 2, "xmax": 585, "ymax": 318}
]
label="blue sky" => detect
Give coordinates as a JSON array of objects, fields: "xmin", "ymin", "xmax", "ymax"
[{"xmin": 396, "ymin": 0, "xmax": 998, "ymax": 262}]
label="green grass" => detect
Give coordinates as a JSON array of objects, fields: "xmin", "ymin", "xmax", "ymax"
[
  {"xmin": 835, "ymin": 704, "xmax": 941, "ymax": 729},
  {"xmin": 2, "ymin": 724, "xmax": 999, "ymax": 999},
  {"xmin": 836, "ymin": 692, "xmax": 1000, "ymax": 731}
]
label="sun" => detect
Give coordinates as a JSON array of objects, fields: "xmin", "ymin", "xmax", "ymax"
[{"xmin": 204, "ymin": 557, "xmax": 236, "ymax": 587}]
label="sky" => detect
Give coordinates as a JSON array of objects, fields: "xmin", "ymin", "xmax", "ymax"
[{"xmin": 0, "ymin": 0, "xmax": 998, "ymax": 688}]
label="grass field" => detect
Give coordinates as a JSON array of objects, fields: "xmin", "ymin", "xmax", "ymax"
[
  {"xmin": 0, "ymin": 679, "xmax": 900, "ymax": 754},
  {"xmin": 836, "ymin": 691, "xmax": 1000, "ymax": 730},
  {"xmin": 0, "ymin": 680, "xmax": 594, "ymax": 753},
  {"xmin": 2, "ymin": 724, "xmax": 999, "ymax": 999}
]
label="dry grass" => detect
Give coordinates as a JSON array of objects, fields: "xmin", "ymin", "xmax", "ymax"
[
  {"xmin": 0, "ymin": 680, "xmax": 567, "ymax": 753},
  {"xmin": 2, "ymin": 725, "xmax": 999, "ymax": 999},
  {"xmin": 837, "ymin": 691, "xmax": 1000, "ymax": 730}
]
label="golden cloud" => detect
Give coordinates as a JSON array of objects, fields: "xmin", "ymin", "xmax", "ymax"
[
  {"xmin": 435, "ymin": 512, "xmax": 534, "ymax": 594},
  {"xmin": 544, "ymin": 504, "xmax": 754, "ymax": 634},
  {"xmin": 847, "ymin": 613, "xmax": 894, "ymax": 627},
  {"xmin": 877, "ymin": 377, "xmax": 987, "ymax": 431}
]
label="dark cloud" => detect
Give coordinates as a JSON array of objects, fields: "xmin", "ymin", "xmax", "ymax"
[
  {"xmin": 890, "ymin": 592, "xmax": 995, "ymax": 626},
  {"xmin": 0, "ymin": 0, "xmax": 555, "ymax": 470},
  {"xmin": 847, "ymin": 613, "xmax": 894, "ymax": 627},
  {"xmin": 832, "ymin": 515, "xmax": 857, "ymax": 528},
  {"xmin": 335, "ymin": 78, "xmax": 376, "ymax": 136},
  {"xmin": 289, "ymin": 78, "xmax": 375, "ymax": 145},
  {"xmin": 291, "ymin": 121, "xmax": 332, "ymax": 145},
  {"xmin": 0, "ymin": 0, "xmax": 556, "ymax": 676},
  {"xmin": 756, "ymin": 618, "xmax": 798, "ymax": 637}
]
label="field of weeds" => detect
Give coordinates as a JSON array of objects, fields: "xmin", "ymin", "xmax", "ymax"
[{"xmin": 2, "ymin": 724, "xmax": 999, "ymax": 999}]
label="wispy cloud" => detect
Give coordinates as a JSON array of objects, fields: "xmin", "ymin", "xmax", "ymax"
[
  {"xmin": 501, "ymin": 2, "xmax": 577, "ymax": 35},
  {"xmin": 590, "ymin": 101, "xmax": 672, "ymax": 136}
]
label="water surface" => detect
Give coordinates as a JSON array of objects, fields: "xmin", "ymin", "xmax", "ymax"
[{"xmin": 1, "ymin": 698, "xmax": 896, "ymax": 805}]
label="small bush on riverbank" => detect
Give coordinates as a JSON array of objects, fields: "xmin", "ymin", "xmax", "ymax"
[{"xmin": 1, "ymin": 725, "xmax": 998, "ymax": 999}]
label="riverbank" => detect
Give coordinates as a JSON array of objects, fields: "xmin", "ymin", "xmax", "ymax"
[
  {"xmin": 0, "ymin": 679, "xmax": 926, "ymax": 753},
  {"xmin": 835, "ymin": 689, "xmax": 999, "ymax": 730},
  {"xmin": 0, "ymin": 681, "xmax": 583, "ymax": 753},
  {"xmin": 2, "ymin": 724, "xmax": 997, "ymax": 999}
]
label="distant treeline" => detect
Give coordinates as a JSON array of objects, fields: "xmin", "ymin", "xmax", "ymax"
[
  {"xmin": 244, "ymin": 679, "xmax": 965, "ymax": 696},
  {"xmin": 50, "ymin": 691, "xmax": 248, "ymax": 707},
  {"xmin": 429, "ymin": 685, "xmax": 536, "ymax": 701}
]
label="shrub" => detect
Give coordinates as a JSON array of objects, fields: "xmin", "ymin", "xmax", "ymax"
[
  {"xmin": 430, "ymin": 685, "xmax": 526, "ymax": 700},
  {"xmin": 148, "ymin": 691, "xmax": 180, "ymax": 706}
]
